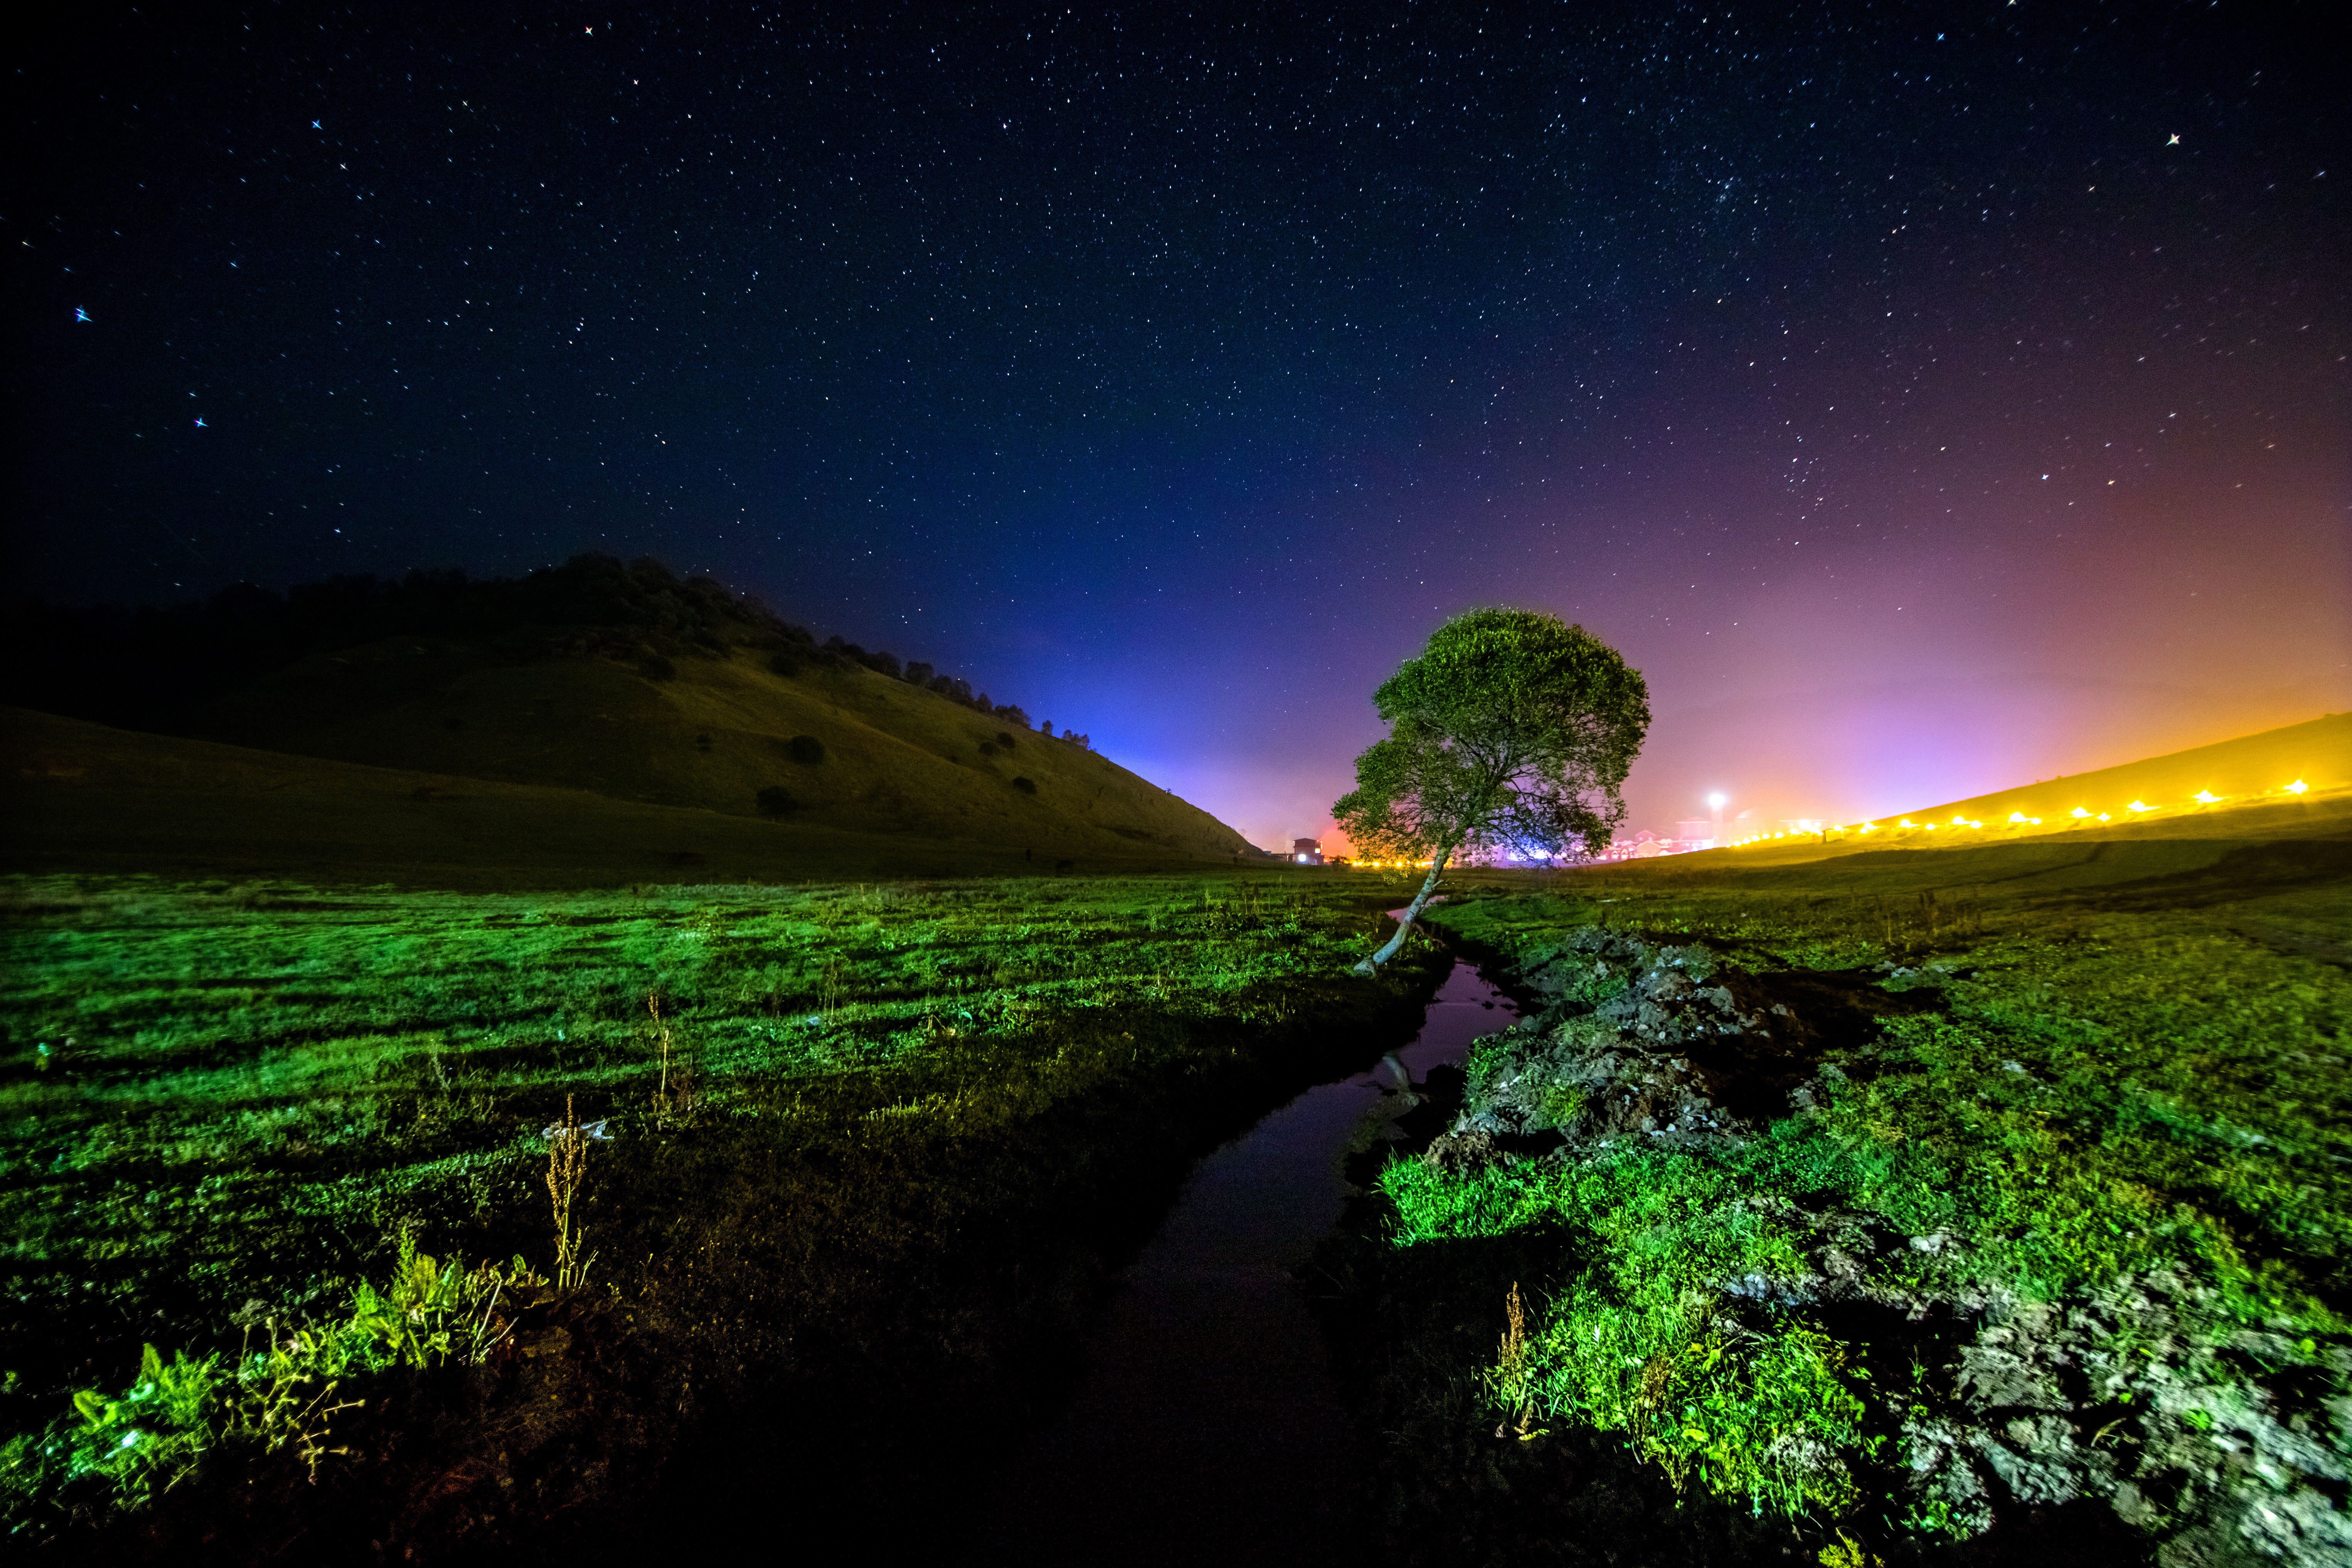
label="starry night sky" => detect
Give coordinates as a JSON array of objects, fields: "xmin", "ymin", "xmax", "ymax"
[{"xmin": 11, "ymin": 2, "xmax": 2347, "ymax": 849}]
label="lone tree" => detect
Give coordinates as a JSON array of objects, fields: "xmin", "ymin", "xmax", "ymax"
[{"xmin": 1334, "ymin": 608, "xmax": 1649, "ymax": 975}]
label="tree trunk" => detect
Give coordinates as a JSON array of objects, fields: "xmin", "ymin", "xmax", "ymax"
[{"xmin": 1353, "ymin": 850, "xmax": 1452, "ymax": 975}]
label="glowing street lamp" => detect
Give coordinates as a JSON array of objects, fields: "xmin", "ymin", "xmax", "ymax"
[{"xmin": 2285, "ymin": 779, "xmax": 2308, "ymax": 795}]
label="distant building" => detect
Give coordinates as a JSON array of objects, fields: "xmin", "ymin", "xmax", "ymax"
[
  {"xmin": 1594, "ymin": 830, "xmax": 1673, "ymax": 862},
  {"xmin": 1291, "ymin": 837, "xmax": 1324, "ymax": 865},
  {"xmin": 1674, "ymin": 819, "xmax": 1717, "ymax": 849}
]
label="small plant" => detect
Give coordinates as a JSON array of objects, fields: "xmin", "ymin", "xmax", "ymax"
[
  {"xmin": 1489, "ymin": 1280, "xmax": 1543, "ymax": 1439},
  {"xmin": 650, "ymin": 988, "xmax": 673, "ymax": 1108},
  {"xmin": 649, "ymin": 989, "xmax": 701, "ymax": 1123},
  {"xmin": 546, "ymin": 1096, "xmax": 596, "ymax": 1293},
  {"xmin": 1011, "ymin": 776, "xmax": 1038, "ymax": 795},
  {"xmin": 1536, "ymin": 1080, "xmax": 1587, "ymax": 1130},
  {"xmin": 1819, "ymin": 1532, "xmax": 1879, "ymax": 1568},
  {"xmin": 818, "ymin": 954, "xmax": 852, "ymax": 1022}
]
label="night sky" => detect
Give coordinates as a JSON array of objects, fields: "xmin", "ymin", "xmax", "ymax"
[{"xmin": 12, "ymin": 3, "xmax": 2346, "ymax": 849}]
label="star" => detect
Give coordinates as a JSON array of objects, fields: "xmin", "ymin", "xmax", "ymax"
[{"xmin": 2167, "ymin": 133, "xmax": 2181, "ymax": 145}]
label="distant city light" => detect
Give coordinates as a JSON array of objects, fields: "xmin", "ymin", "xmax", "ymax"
[
  {"xmin": 1627, "ymin": 776, "xmax": 2329, "ymax": 864},
  {"xmin": 1706, "ymin": 792, "xmax": 1727, "ymax": 809}
]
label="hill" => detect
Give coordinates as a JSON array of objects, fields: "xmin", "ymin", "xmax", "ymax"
[
  {"xmin": 183, "ymin": 632, "xmax": 1245, "ymax": 861},
  {"xmin": 1857, "ymin": 709, "xmax": 2349, "ymax": 832},
  {"xmin": 1698, "ymin": 711, "xmax": 2351, "ymax": 869},
  {"xmin": 0, "ymin": 706, "xmax": 1243, "ymax": 888},
  {"xmin": 3, "ymin": 554, "xmax": 1258, "ymax": 876}
]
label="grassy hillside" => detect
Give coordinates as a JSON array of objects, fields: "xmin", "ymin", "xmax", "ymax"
[
  {"xmin": 1688, "ymin": 711, "xmax": 2352, "ymax": 871},
  {"xmin": 1877, "ymin": 709, "xmax": 2349, "ymax": 830},
  {"xmin": 0, "ymin": 706, "xmax": 1241, "ymax": 889},
  {"xmin": 179, "ymin": 635, "xmax": 1246, "ymax": 861}
]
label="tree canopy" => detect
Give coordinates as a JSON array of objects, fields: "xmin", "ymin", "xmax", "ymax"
[{"xmin": 1334, "ymin": 608, "xmax": 1648, "ymax": 971}]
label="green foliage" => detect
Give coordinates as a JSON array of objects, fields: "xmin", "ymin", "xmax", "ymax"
[
  {"xmin": 1368, "ymin": 847, "xmax": 2352, "ymax": 1539},
  {"xmin": 344, "ymin": 1229, "xmax": 517, "ymax": 1370},
  {"xmin": 1, "ymin": 1234, "xmax": 535, "ymax": 1533},
  {"xmin": 39, "ymin": 1343, "xmax": 224, "ymax": 1514},
  {"xmin": 1332, "ymin": 608, "xmax": 1649, "ymax": 866},
  {"xmin": 1380, "ymin": 1146, "xmax": 1869, "ymax": 1515}
]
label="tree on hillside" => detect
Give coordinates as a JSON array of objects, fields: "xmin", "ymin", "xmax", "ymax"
[{"xmin": 1334, "ymin": 608, "xmax": 1649, "ymax": 975}]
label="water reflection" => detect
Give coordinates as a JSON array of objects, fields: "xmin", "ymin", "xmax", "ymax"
[{"xmin": 974, "ymin": 961, "xmax": 1515, "ymax": 1566}]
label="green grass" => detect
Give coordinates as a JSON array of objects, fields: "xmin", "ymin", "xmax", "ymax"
[
  {"xmin": 0, "ymin": 867, "xmax": 1436, "ymax": 1544},
  {"xmin": 1343, "ymin": 829, "xmax": 2352, "ymax": 1552}
]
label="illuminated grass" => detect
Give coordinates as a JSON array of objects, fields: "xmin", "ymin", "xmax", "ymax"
[
  {"xmin": 1356, "ymin": 850, "xmax": 2352, "ymax": 1541},
  {"xmin": 0, "ymin": 871, "xmax": 1417, "ymax": 1487}
]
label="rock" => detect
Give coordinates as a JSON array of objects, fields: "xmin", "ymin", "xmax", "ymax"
[
  {"xmin": 1977, "ymin": 1415, "xmax": 2092, "ymax": 1505},
  {"xmin": 1423, "ymin": 1128, "xmax": 1505, "ymax": 1172}
]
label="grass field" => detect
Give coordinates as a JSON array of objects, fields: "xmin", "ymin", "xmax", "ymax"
[
  {"xmin": 1322, "ymin": 797, "xmax": 2352, "ymax": 1564},
  {"xmin": 0, "ymin": 867, "xmax": 1442, "ymax": 1555}
]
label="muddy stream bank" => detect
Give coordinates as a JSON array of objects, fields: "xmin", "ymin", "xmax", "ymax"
[{"xmin": 966, "ymin": 960, "xmax": 1517, "ymax": 1567}]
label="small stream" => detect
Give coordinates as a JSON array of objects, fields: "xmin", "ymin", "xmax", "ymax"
[{"xmin": 974, "ymin": 959, "xmax": 1518, "ymax": 1566}]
